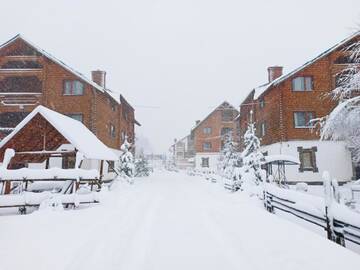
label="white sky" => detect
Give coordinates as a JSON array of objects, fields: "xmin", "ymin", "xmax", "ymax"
[{"xmin": 1, "ymin": 0, "xmax": 360, "ymax": 153}]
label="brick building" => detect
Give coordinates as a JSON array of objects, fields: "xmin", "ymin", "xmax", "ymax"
[
  {"xmin": 191, "ymin": 101, "xmax": 239, "ymax": 169},
  {"xmin": 0, "ymin": 34, "xmax": 140, "ymax": 158},
  {"xmin": 238, "ymin": 32, "xmax": 360, "ymax": 183}
]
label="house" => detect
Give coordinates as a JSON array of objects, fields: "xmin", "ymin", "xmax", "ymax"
[
  {"xmin": 171, "ymin": 135, "xmax": 195, "ymax": 169},
  {"xmin": 0, "ymin": 34, "xmax": 140, "ymax": 159},
  {"xmin": 0, "ymin": 105, "xmax": 119, "ymax": 194},
  {"xmin": 191, "ymin": 101, "xmax": 239, "ymax": 170},
  {"xmin": 238, "ymin": 31, "xmax": 360, "ymax": 184}
]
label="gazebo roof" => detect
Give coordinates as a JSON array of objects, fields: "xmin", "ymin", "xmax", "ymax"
[
  {"xmin": 264, "ymin": 154, "xmax": 300, "ymax": 165},
  {"xmin": 0, "ymin": 106, "xmax": 118, "ymax": 162}
]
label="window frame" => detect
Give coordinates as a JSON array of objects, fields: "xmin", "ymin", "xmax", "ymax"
[
  {"xmin": 298, "ymin": 146, "xmax": 318, "ymax": 172},
  {"xmin": 109, "ymin": 123, "xmax": 116, "ymax": 138},
  {"xmin": 66, "ymin": 113, "xmax": 83, "ymax": 123},
  {"xmin": 203, "ymin": 142, "xmax": 212, "ymax": 151},
  {"xmin": 203, "ymin": 127, "xmax": 212, "ymax": 135},
  {"xmin": 201, "ymin": 157, "xmax": 210, "ymax": 168},
  {"xmin": 293, "ymin": 111, "xmax": 316, "ymax": 128},
  {"xmin": 63, "ymin": 80, "xmax": 85, "ymax": 96},
  {"xmin": 291, "ymin": 76, "xmax": 314, "ymax": 92},
  {"xmin": 259, "ymin": 122, "xmax": 266, "ymax": 137}
]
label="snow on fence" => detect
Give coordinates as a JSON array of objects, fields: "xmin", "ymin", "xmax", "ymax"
[
  {"xmin": 264, "ymin": 176, "xmax": 360, "ymax": 247},
  {"xmin": 0, "ymin": 191, "xmax": 99, "ymax": 214}
]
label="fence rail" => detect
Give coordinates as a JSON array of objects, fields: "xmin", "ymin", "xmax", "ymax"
[{"xmin": 264, "ymin": 189, "xmax": 360, "ymax": 248}]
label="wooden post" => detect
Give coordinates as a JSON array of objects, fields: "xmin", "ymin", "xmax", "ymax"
[
  {"xmin": 4, "ymin": 181, "xmax": 11, "ymax": 195},
  {"xmin": 99, "ymin": 160, "xmax": 104, "ymax": 181},
  {"xmin": 45, "ymin": 157, "xmax": 50, "ymax": 169}
]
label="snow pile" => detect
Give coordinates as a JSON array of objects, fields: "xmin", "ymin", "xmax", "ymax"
[{"xmin": 0, "ymin": 171, "xmax": 359, "ymax": 270}]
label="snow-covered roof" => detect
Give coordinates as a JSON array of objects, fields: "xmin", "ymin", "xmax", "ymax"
[
  {"xmin": 252, "ymin": 31, "xmax": 360, "ymax": 100},
  {"xmin": 0, "ymin": 34, "xmax": 122, "ymax": 104},
  {"xmin": 0, "ymin": 106, "xmax": 119, "ymax": 161},
  {"xmin": 264, "ymin": 154, "xmax": 300, "ymax": 165},
  {"xmin": 192, "ymin": 101, "xmax": 239, "ymax": 131}
]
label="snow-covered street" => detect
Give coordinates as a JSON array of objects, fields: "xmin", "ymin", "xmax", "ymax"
[{"xmin": 0, "ymin": 171, "xmax": 359, "ymax": 270}]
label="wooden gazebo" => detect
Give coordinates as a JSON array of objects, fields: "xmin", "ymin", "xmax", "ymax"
[{"xmin": 0, "ymin": 105, "xmax": 119, "ymax": 194}]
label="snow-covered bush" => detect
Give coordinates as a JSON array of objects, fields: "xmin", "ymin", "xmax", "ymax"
[
  {"xmin": 118, "ymin": 137, "xmax": 135, "ymax": 181},
  {"xmin": 241, "ymin": 116, "xmax": 266, "ymax": 186},
  {"xmin": 135, "ymin": 156, "xmax": 152, "ymax": 177},
  {"xmin": 318, "ymin": 36, "xmax": 360, "ymax": 163}
]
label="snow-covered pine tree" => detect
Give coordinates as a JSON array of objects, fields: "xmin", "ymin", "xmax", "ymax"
[
  {"xmin": 135, "ymin": 155, "xmax": 152, "ymax": 177},
  {"xmin": 119, "ymin": 136, "xmax": 135, "ymax": 181},
  {"xmin": 242, "ymin": 111, "xmax": 265, "ymax": 185},
  {"xmin": 218, "ymin": 131, "xmax": 241, "ymax": 180},
  {"xmin": 319, "ymin": 35, "xmax": 360, "ymax": 163}
]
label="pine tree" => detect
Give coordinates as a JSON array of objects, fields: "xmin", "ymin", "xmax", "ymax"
[
  {"xmin": 119, "ymin": 136, "xmax": 135, "ymax": 181},
  {"xmin": 135, "ymin": 155, "xmax": 152, "ymax": 177},
  {"xmin": 219, "ymin": 131, "xmax": 241, "ymax": 180},
  {"xmin": 242, "ymin": 111, "xmax": 265, "ymax": 185}
]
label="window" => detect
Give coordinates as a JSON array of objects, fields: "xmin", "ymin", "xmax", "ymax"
[
  {"xmin": 203, "ymin": 127, "xmax": 212, "ymax": 135},
  {"xmin": 203, "ymin": 142, "xmax": 212, "ymax": 151},
  {"xmin": 109, "ymin": 98, "xmax": 116, "ymax": 111},
  {"xmin": 121, "ymin": 131, "xmax": 126, "ymax": 141},
  {"xmin": 67, "ymin": 114, "xmax": 83, "ymax": 123},
  {"xmin": 0, "ymin": 76, "xmax": 42, "ymax": 93},
  {"xmin": 109, "ymin": 124, "xmax": 116, "ymax": 138},
  {"xmin": 298, "ymin": 147, "xmax": 318, "ymax": 172},
  {"xmin": 201, "ymin": 157, "xmax": 209, "ymax": 168},
  {"xmin": 63, "ymin": 80, "xmax": 84, "ymax": 95},
  {"xmin": 221, "ymin": 127, "xmax": 232, "ymax": 136},
  {"xmin": 259, "ymin": 98, "xmax": 265, "ymax": 109},
  {"xmin": 62, "ymin": 156, "xmax": 76, "ymax": 169},
  {"xmin": 292, "ymin": 76, "xmax": 313, "ymax": 91},
  {"xmin": 259, "ymin": 122, "xmax": 266, "ymax": 137},
  {"xmin": 222, "ymin": 110, "xmax": 233, "ymax": 122},
  {"xmin": 108, "ymin": 161, "xmax": 115, "ymax": 173},
  {"xmin": 294, "ymin": 112, "xmax": 315, "ymax": 128}
]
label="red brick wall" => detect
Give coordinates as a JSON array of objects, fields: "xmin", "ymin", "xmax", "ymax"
[
  {"xmin": 0, "ymin": 37, "xmax": 136, "ymax": 151},
  {"xmin": 238, "ymin": 36, "xmax": 360, "ymax": 147},
  {"xmin": 193, "ymin": 104, "xmax": 238, "ymax": 153}
]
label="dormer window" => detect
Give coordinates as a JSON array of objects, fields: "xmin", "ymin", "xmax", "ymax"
[{"xmin": 292, "ymin": 76, "xmax": 313, "ymax": 91}]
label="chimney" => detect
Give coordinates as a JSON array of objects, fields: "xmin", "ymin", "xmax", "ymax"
[
  {"xmin": 196, "ymin": 120, "xmax": 201, "ymax": 125},
  {"xmin": 91, "ymin": 70, "xmax": 106, "ymax": 88},
  {"xmin": 267, "ymin": 66, "xmax": 283, "ymax": 82}
]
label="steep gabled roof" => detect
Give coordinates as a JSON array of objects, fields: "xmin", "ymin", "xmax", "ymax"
[
  {"xmin": 252, "ymin": 31, "xmax": 360, "ymax": 100},
  {"xmin": 0, "ymin": 34, "xmax": 123, "ymax": 104},
  {"xmin": 191, "ymin": 101, "xmax": 239, "ymax": 132},
  {"xmin": 0, "ymin": 105, "xmax": 119, "ymax": 161}
]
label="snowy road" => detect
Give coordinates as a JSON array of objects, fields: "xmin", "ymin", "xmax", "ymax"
[{"xmin": 0, "ymin": 171, "xmax": 359, "ymax": 270}]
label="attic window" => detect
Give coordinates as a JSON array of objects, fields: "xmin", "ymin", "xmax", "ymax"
[
  {"xmin": 259, "ymin": 98, "xmax": 265, "ymax": 109},
  {"xmin": 222, "ymin": 110, "xmax": 233, "ymax": 122},
  {"xmin": 63, "ymin": 80, "xmax": 84, "ymax": 95},
  {"xmin": 292, "ymin": 76, "xmax": 313, "ymax": 91}
]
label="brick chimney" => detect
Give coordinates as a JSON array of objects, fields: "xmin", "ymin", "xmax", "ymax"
[
  {"xmin": 267, "ymin": 66, "xmax": 283, "ymax": 82},
  {"xmin": 91, "ymin": 70, "xmax": 106, "ymax": 88}
]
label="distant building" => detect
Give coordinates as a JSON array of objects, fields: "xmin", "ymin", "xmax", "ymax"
[
  {"xmin": 238, "ymin": 32, "xmax": 360, "ymax": 183},
  {"xmin": 171, "ymin": 135, "xmax": 195, "ymax": 169},
  {"xmin": 0, "ymin": 34, "xmax": 140, "ymax": 162},
  {"xmin": 190, "ymin": 101, "xmax": 239, "ymax": 170}
]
